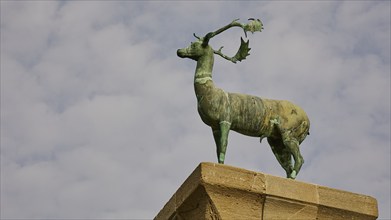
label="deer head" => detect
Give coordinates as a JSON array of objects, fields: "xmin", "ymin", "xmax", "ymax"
[
  {"xmin": 177, "ymin": 18, "xmax": 263, "ymax": 63},
  {"xmin": 177, "ymin": 35, "xmax": 212, "ymax": 61}
]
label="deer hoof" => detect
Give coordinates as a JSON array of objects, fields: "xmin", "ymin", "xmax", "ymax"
[
  {"xmin": 289, "ymin": 170, "xmax": 297, "ymax": 179},
  {"xmin": 219, "ymin": 153, "xmax": 225, "ymax": 164}
]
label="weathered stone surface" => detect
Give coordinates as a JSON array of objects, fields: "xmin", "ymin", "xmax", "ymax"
[{"xmin": 155, "ymin": 162, "xmax": 378, "ymax": 220}]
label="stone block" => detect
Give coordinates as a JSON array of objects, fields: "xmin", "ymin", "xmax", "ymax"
[{"xmin": 155, "ymin": 162, "xmax": 378, "ymax": 220}]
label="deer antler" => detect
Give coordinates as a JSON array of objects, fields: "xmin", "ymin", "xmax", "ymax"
[
  {"xmin": 244, "ymin": 18, "xmax": 264, "ymax": 37},
  {"xmin": 202, "ymin": 19, "xmax": 240, "ymax": 46},
  {"xmin": 201, "ymin": 18, "xmax": 263, "ymax": 63},
  {"xmin": 214, "ymin": 37, "xmax": 251, "ymax": 63}
]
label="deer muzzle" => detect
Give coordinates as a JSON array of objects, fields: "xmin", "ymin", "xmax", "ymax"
[{"xmin": 177, "ymin": 48, "xmax": 187, "ymax": 58}]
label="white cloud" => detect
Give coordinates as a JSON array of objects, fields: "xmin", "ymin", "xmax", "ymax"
[{"xmin": 1, "ymin": 1, "xmax": 390, "ymax": 219}]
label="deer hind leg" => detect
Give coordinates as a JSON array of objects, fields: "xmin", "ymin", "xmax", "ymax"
[
  {"xmin": 215, "ymin": 121, "xmax": 231, "ymax": 164},
  {"xmin": 281, "ymin": 130, "xmax": 304, "ymax": 179},
  {"xmin": 267, "ymin": 137, "xmax": 293, "ymax": 178}
]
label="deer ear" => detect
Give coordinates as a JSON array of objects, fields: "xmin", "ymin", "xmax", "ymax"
[{"xmin": 193, "ymin": 33, "xmax": 201, "ymax": 40}]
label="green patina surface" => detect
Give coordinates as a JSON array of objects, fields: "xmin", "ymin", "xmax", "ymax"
[{"xmin": 177, "ymin": 19, "xmax": 310, "ymax": 179}]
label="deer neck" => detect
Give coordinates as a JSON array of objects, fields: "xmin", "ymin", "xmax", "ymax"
[
  {"xmin": 194, "ymin": 52, "xmax": 214, "ymax": 85},
  {"xmin": 194, "ymin": 52, "xmax": 216, "ymax": 105}
]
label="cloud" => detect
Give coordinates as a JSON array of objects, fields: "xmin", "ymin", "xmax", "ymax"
[{"xmin": 1, "ymin": 1, "xmax": 390, "ymax": 219}]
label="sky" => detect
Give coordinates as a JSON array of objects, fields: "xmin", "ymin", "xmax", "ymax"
[{"xmin": 1, "ymin": 1, "xmax": 390, "ymax": 219}]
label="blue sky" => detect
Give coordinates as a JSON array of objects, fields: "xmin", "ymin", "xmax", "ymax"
[{"xmin": 1, "ymin": 1, "xmax": 390, "ymax": 219}]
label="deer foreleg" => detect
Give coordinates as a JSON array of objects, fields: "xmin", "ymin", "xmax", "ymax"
[
  {"xmin": 214, "ymin": 121, "xmax": 231, "ymax": 164},
  {"xmin": 212, "ymin": 128, "xmax": 221, "ymax": 162}
]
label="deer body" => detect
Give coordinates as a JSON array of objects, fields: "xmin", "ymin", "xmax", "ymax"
[{"xmin": 178, "ymin": 19, "xmax": 310, "ymax": 179}]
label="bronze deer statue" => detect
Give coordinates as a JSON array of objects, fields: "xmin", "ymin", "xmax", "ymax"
[{"xmin": 177, "ymin": 19, "xmax": 310, "ymax": 179}]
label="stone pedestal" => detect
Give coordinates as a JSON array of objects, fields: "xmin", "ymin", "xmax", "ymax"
[{"xmin": 155, "ymin": 162, "xmax": 378, "ymax": 220}]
